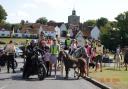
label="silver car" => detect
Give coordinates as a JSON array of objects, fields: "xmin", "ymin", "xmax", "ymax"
[{"xmin": 15, "ymin": 47, "xmax": 23, "ymax": 57}]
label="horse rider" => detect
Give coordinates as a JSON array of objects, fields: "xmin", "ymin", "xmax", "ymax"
[
  {"xmin": 23, "ymin": 39, "xmax": 37, "ymax": 78},
  {"xmin": 5, "ymin": 40, "xmax": 16, "ymax": 73},
  {"xmin": 50, "ymin": 38, "xmax": 60, "ymax": 79},
  {"xmin": 69, "ymin": 39, "xmax": 78, "ymax": 55}
]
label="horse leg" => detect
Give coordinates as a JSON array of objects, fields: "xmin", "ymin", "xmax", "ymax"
[
  {"xmin": 125, "ymin": 63, "xmax": 127, "ymax": 71},
  {"xmin": 76, "ymin": 68, "xmax": 82, "ymax": 80},
  {"xmin": 126, "ymin": 64, "xmax": 128, "ymax": 71},
  {"xmin": 74, "ymin": 68, "xmax": 76, "ymax": 78},
  {"xmin": 64, "ymin": 68, "xmax": 69, "ymax": 79},
  {"xmin": 60, "ymin": 61, "xmax": 63, "ymax": 76},
  {"xmin": 100, "ymin": 62, "xmax": 102, "ymax": 72}
]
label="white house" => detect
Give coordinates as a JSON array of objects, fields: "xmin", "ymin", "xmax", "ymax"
[
  {"xmin": 0, "ymin": 28, "xmax": 10, "ymax": 37},
  {"xmin": 60, "ymin": 24, "xmax": 67, "ymax": 36},
  {"xmin": 55, "ymin": 26, "xmax": 61, "ymax": 37},
  {"xmin": 38, "ymin": 25, "xmax": 56, "ymax": 38},
  {"xmin": 14, "ymin": 33, "xmax": 23, "ymax": 38},
  {"xmin": 91, "ymin": 26, "xmax": 100, "ymax": 40},
  {"xmin": 75, "ymin": 31, "xmax": 85, "ymax": 47}
]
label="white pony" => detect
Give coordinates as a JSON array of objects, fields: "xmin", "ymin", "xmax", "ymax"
[{"xmin": 114, "ymin": 53, "xmax": 122, "ymax": 70}]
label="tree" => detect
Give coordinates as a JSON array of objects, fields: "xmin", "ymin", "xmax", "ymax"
[
  {"xmin": 47, "ymin": 20, "xmax": 56, "ymax": 26},
  {"xmin": 3, "ymin": 22, "xmax": 12, "ymax": 30},
  {"xmin": 36, "ymin": 17, "xmax": 48, "ymax": 25},
  {"xmin": 84, "ymin": 20, "xmax": 96, "ymax": 26},
  {"xmin": 96, "ymin": 17, "xmax": 108, "ymax": 29},
  {"xmin": 20, "ymin": 20, "xmax": 25, "ymax": 25},
  {"xmin": 115, "ymin": 11, "xmax": 128, "ymax": 46},
  {"xmin": 0, "ymin": 5, "xmax": 7, "ymax": 23},
  {"xmin": 99, "ymin": 20, "xmax": 120, "ymax": 51}
]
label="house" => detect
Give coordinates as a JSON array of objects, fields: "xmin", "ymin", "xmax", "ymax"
[
  {"xmin": 60, "ymin": 24, "xmax": 67, "ymax": 37},
  {"xmin": 21, "ymin": 23, "xmax": 56, "ymax": 38},
  {"xmin": 14, "ymin": 33, "xmax": 23, "ymax": 38},
  {"xmin": 0, "ymin": 28, "xmax": 10, "ymax": 37},
  {"xmin": 55, "ymin": 26, "xmax": 61, "ymax": 37},
  {"xmin": 91, "ymin": 26, "xmax": 100, "ymax": 40},
  {"xmin": 75, "ymin": 31, "xmax": 85, "ymax": 47},
  {"xmin": 68, "ymin": 24, "xmax": 79, "ymax": 38},
  {"xmin": 38, "ymin": 25, "xmax": 56, "ymax": 38}
]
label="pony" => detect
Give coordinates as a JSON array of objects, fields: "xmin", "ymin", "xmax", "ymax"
[
  {"xmin": 124, "ymin": 48, "xmax": 128, "ymax": 71},
  {"xmin": 58, "ymin": 49, "xmax": 87, "ymax": 79},
  {"xmin": 114, "ymin": 53, "xmax": 122, "ymax": 70}
]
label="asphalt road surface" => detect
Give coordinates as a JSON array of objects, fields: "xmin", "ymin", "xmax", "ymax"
[{"xmin": 0, "ymin": 57, "xmax": 101, "ymax": 89}]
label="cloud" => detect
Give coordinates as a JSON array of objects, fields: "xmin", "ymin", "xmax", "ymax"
[
  {"xmin": 32, "ymin": 0, "xmax": 70, "ymax": 8},
  {"xmin": 8, "ymin": 11, "xmax": 30, "ymax": 23},
  {"xmin": 22, "ymin": 3, "xmax": 38, "ymax": 9}
]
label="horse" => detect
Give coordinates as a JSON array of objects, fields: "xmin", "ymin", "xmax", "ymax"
[
  {"xmin": 124, "ymin": 48, "xmax": 128, "ymax": 71},
  {"xmin": 58, "ymin": 49, "xmax": 87, "ymax": 79},
  {"xmin": 114, "ymin": 53, "xmax": 122, "ymax": 70}
]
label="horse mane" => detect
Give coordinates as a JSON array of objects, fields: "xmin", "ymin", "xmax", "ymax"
[{"xmin": 63, "ymin": 51, "xmax": 78, "ymax": 62}]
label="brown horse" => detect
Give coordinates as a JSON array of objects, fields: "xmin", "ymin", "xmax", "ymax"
[
  {"xmin": 58, "ymin": 50, "xmax": 87, "ymax": 79},
  {"xmin": 124, "ymin": 48, "xmax": 128, "ymax": 71}
]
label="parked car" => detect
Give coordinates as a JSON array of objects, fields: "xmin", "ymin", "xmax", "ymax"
[
  {"xmin": 102, "ymin": 58, "xmax": 113, "ymax": 63},
  {"xmin": 15, "ymin": 47, "xmax": 23, "ymax": 58}
]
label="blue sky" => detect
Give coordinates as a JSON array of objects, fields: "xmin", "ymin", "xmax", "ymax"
[{"xmin": 0, "ymin": 0, "xmax": 128, "ymax": 23}]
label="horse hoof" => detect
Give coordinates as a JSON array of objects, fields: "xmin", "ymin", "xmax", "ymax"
[
  {"xmin": 83, "ymin": 76, "xmax": 87, "ymax": 79},
  {"xmin": 64, "ymin": 77, "xmax": 68, "ymax": 79},
  {"xmin": 76, "ymin": 77, "xmax": 79, "ymax": 80}
]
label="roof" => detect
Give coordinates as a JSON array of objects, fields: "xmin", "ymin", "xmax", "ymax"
[{"xmin": 21, "ymin": 23, "xmax": 55, "ymax": 34}]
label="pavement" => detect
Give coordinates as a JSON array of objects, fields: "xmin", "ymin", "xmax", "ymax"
[{"xmin": 0, "ymin": 57, "xmax": 101, "ymax": 89}]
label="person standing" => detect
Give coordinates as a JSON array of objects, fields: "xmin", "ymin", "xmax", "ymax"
[
  {"xmin": 64, "ymin": 34, "xmax": 71, "ymax": 50},
  {"xmin": 50, "ymin": 38, "xmax": 60, "ymax": 78},
  {"xmin": 95, "ymin": 41, "xmax": 103, "ymax": 72},
  {"xmin": 40, "ymin": 39, "xmax": 50, "ymax": 76},
  {"xmin": 23, "ymin": 39, "xmax": 29, "ymax": 62},
  {"xmin": 5, "ymin": 40, "xmax": 16, "ymax": 73}
]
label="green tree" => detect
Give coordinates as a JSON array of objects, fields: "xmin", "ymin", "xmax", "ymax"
[
  {"xmin": 3, "ymin": 22, "xmax": 12, "ymax": 30},
  {"xmin": 96, "ymin": 17, "xmax": 108, "ymax": 29},
  {"xmin": 115, "ymin": 11, "xmax": 128, "ymax": 46},
  {"xmin": 84, "ymin": 20, "xmax": 96, "ymax": 26},
  {"xmin": 0, "ymin": 5, "xmax": 7, "ymax": 23},
  {"xmin": 100, "ymin": 20, "xmax": 120, "ymax": 51},
  {"xmin": 36, "ymin": 17, "xmax": 48, "ymax": 25}
]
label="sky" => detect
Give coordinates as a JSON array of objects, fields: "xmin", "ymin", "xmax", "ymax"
[{"xmin": 0, "ymin": 0, "xmax": 128, "ymax": 23}]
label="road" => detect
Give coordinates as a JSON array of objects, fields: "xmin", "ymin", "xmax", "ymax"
[{"xmin": 0, "ymin": 57, "xmax": 101, "ymax": 89}]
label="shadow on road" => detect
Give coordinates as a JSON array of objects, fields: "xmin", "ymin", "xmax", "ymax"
[{"xmin": 45, "ymin": 75, "xmax": 79, "ymax": 81}]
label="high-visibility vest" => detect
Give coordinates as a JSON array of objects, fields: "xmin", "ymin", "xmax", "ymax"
[
  {"xmin": 50, "ymin": 45, "xmax": 59, "ymax": 55},
  {"xmin": 66, "ymin": 39, "xmax": 71, "ymax": 47}
]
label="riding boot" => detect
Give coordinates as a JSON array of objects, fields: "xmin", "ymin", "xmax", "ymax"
[
  {"xmin": 12, "ymin": 58, "xmax": 16, "ymax": 73},
  {"xmin": 7, "ymin": 61, "xmax": 10, "ymax": 73}
]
